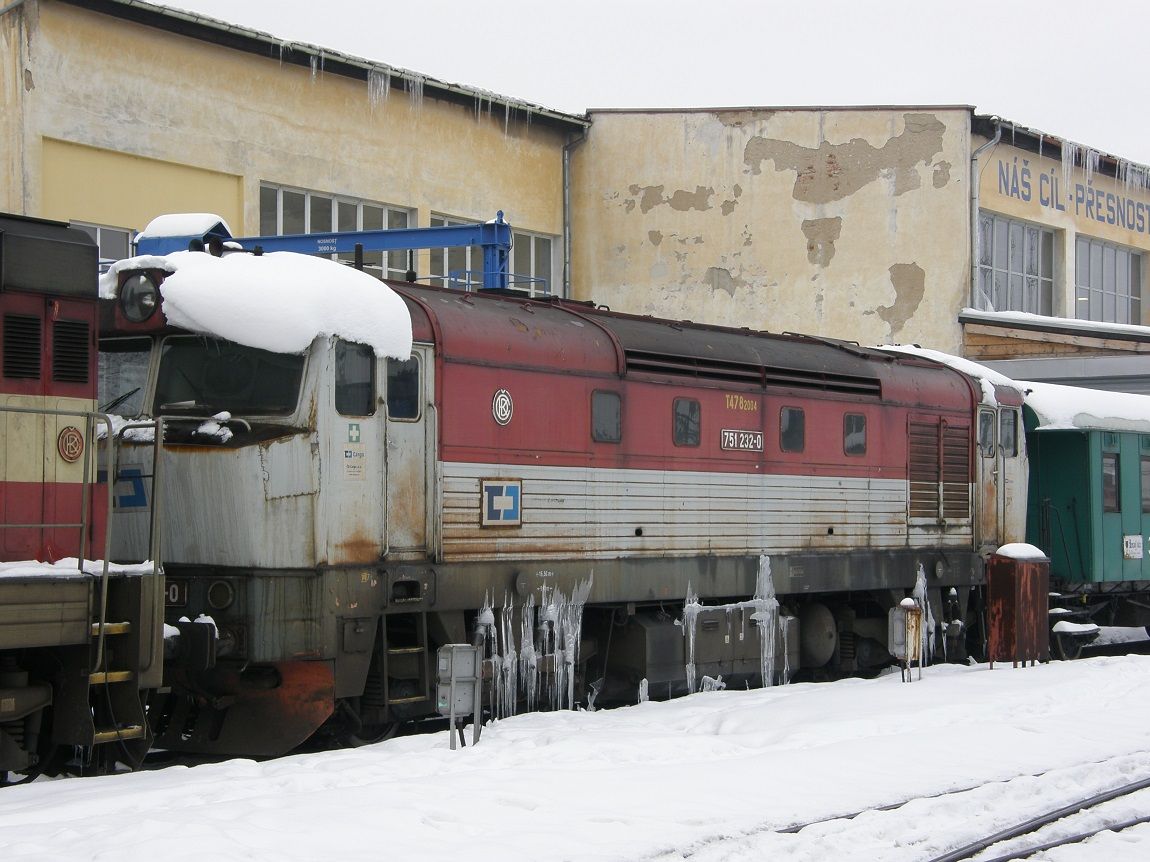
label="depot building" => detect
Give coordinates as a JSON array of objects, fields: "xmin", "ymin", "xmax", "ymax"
[{"xmin": 5, "ymin": 0, "xmax": 1150, "ymax": 391}]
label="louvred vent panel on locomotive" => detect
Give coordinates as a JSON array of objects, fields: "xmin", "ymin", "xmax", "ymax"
[
  {"xmin": 52, "ymin": 319, "xmax": 90, "ymax": 384},
  {"xmin": 909, "ymin": 419, "xmax": 971, "ymax": 521},
  {"xmin": 3, "ymin": 314, "xmax": 42, "ymax": 379}
]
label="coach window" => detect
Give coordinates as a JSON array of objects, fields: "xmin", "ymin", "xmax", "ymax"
[
  {"xmin": 999, "ymin": 409, "xmax": 1018, "ymax": 457},
  {"xmin": 1103, "ymin": 452, "xmax": 1121, "ymax": 513},
  {"xmin": 780, "ymin": 407, "xmax": 805, "ymax": 453},
  {"xmin": 592, "ymin": 390, "xmax": 622, "ymax": 443},
  {"xmin": 386, "ymin": 355, "xmax": 421, "ymax": 420},
  {"xmin": 673, "ymin": 398, "xmax": 700, "ymax": 447},
  {"xmin": 1141, "ymin": 455, "xmax": 1150, "ymax": 513},
  {"xmin": 335, "ymin": 340, "xmax": 375, "ymax": 416},
  {"xmin": 844, "ymin": 413, "xmax": 866, "ymax": 456}
]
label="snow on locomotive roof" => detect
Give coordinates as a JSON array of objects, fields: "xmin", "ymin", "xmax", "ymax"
[
  {"xmin": 100, "ymin": 250, "xmax": 413, "ymax": 359},
  {"xmin": 1023, "ymin": 380, "xmax": 1150, "ymax": 433},
  {"xmin": 876, "ymin": 344, "xmax": 1020, "ymax": 404}
]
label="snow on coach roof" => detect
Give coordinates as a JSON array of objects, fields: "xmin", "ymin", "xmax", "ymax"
[
  {"xmin": 100, "ymin": 250, "xmax": 413, "ymax": 359},
  {"xmin": 1023, "ymin": 380, "xmax": 1150, "ymax": 433}
]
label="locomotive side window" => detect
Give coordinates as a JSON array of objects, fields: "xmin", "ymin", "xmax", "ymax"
[
  {"xmin": 335, "ymin": 339, "xmax": 376, "ymax": 416},
  {"xmin": 1103, "ymin": 452, "xmax": 1121, "ymax": 513},
  {"xmin": 999, "ymin": 409, "xmax": 1018, "ymax": 457},
  {"xmin": 780, "ymin": 407, "xmax": 805, "ymax": 453},
  {"xmin": 844, "ymin": 413, "xmax": 866, "ymax": 456},
  {"xmin": 386, "ymin": 355, "xmax": 421, "ymax": 420},
  {"xmin": 592, "ymin": 390, "xmax": 622, "ymax": 443},
  {"xmin": 1141, "ymin": 456, "xmax": 1150, "ymax": 513},
  {"xmin": 673, "ymin": 398, "xmax": 700, "ymax": 447},
  {"xmin": 978, "ymin": 409, "xmax": 996, "ymax": 457}
]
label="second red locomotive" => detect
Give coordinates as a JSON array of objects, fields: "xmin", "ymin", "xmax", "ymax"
[{"xmin": 98, "ymin": 223, "xmax": 1026, "ymax": 756}]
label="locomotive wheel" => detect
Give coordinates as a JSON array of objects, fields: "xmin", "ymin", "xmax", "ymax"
[
  {"xmin": 1053, "ymin": 632, "xmax": 1084, "ymax": 661},
  {"xmin": 341, "ymin": 721, "xmax": 400, "ymax": 748}
]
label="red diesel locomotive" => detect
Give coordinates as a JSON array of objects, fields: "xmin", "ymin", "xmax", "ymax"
[
  {"xmin": 99, "ymin": 235, "xmax": 1026, "ymax": 757},
  {"xmin": 0, "ymin": 214, "xmax": 163, "ymax": 781}
]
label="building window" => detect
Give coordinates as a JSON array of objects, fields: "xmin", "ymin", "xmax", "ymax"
[
  {"xmin": 72, "ymin": 222, "xmax": 132, "ymax": 265},
  {"xmin": 1103, "ymin": 452, "xmax": 1121, "ymax": 512},
  {"xmin": 1075, "ymin": 236, "xmax": 1142, "ymax": 324},
  {"xmin": 844, "ymin": 413, "xmax": 866, "ymax": 456},
  {"xmin": 780, "ymin": 407, "xmax": 804, "ymax": 453},
  {"xmin": 429, "ymin": 215, "xmax": 558, "ymax": 296},
  {"xmin": 511, "ymin": 230, "xmax": 555, "ymax": 296},
  {"xmin": 673, "ymin": 398, "xmax": 700, "ymax": 447},
  {"xmin": 977, "ymin": 212, "xmax": 1054, "ymax": 316},
  {"xmin": 259, "ymin": 184, "xmax": 412, "ymax": 280},
  {"xmin": 592, "ymin": 390, "xmax": 622, "ymax": 443}
]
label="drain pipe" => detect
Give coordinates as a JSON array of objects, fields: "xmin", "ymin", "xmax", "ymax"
[
  {"xmin": 562, "ymin": 129, "xmax": 587, "ymax": 297},
  {"xmin": 970, "ymin": 117, "xmax": 1002, "ymax": 309}
]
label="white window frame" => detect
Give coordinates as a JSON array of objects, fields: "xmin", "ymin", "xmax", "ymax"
[
  {"xmin": 72, "ymin": 221, "xmax": 133, "ymax": 265},
  {"xmin": 1075, "ymin": 235, "xmax": 1143, "ymax": 325},
  {"xmin": 259, "ymin": 184, "xmax": 413, "ymax": 280},
  {"xmin": 977, "ymin": 211, "xmax": 1055, "ymax": 316}
]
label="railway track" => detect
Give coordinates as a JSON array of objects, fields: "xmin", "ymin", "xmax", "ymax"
[{"xmin": 644, "ymin": 750, "xmax": 1150, "ymax": 860}]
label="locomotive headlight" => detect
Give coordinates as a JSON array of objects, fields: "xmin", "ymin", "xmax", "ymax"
[
  {"xmin": 119, "ymin": 272, "xmax": 160, "ymax": 322},
  {"xmin": 207, "ymin": 579, "xmax": 235, "ymax": 610}
]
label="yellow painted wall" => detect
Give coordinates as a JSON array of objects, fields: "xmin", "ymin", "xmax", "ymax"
[
  {"xmin": 977, "ymin": 137, "xmax": 1150, "ymax": 323},
  {"xmin": 14, "ymin": 1, "xmax": 571, "ymax": 274},
  {"xmin": 41, "ymin": 140, "xmax": 242, "ymax": 232},
  {"xmin": 1, "ymin": 8, "xmax": 29, "ymax": 213},
  {"xmin": 571, "ymin": 108, "xmax": 973, "ymax": 353}
]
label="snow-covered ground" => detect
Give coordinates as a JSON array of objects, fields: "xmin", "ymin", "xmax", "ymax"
[{"xmin": 4, "ymin": 656, "xmax": 1150, "ymax": 860}]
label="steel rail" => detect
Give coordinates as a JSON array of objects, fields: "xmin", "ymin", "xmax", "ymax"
[{"xmin": 927, "ymin": 775, "xmax": 1150, "ymax": 862}]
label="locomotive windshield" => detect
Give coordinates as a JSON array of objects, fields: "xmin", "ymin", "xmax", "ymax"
[
  {"xmin": 99, "ymin": 337, "xmax": 151, "ymax": 417},
  {"xmin": 153, "ymin": 335, "xmax": 305, "ymax": 416}
]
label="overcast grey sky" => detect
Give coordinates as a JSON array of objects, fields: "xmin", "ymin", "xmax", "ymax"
[{"xmin": 164, "ymin": 0, "xmax": 1150, "ymax": 165}]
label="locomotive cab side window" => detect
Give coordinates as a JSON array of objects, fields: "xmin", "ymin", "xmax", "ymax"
[
  {"xmin": 386, "ymin": 355, "xmax": 421, "ymax": 420},
  {"xmin": 999, "ymin": 409, "xmax": 1019, "ymax": 457},
  {"xmin": 335, "ymin": 339, "xmax": 376, "ymax": 416},
  {"xmin": 780, "ymin": 406, "xmax": 805, "ymax": 453},
  {"xmin": 592, "ymin": 390, "xmax": 622, "ymax": 443},
  {"xmin": 673, "ymin": 397, "xmax": 700, "ymax": 447},
  {"xmin": 844, "ymin": 413, "xmax": 866, "ymax": 456},
  {"xmin": 978, "ymin": 409, "xmax": 996, "ymax": 457}
]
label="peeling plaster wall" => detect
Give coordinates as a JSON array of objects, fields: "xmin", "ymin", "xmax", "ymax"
[
  {"xmin": 10, "ymin": 1, "xmax": 569, "ymax": 269},
  {"xmin": 0, "ymin": 6, "xmax": 31, "ymax": 213},
  {"xmin": 571, "ymin": 108, "xmax": 972, "ymax": 352}
]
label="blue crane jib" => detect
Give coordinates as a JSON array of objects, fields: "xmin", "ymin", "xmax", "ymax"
[{"xmin": 134, "ymin": 212, "xmax": 515, "ymax": 291}]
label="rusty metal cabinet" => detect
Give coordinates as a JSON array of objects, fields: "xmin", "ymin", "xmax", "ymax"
[{"xmin": 987, "ymin": 551, "xmax": 1050, "ymax": 667}]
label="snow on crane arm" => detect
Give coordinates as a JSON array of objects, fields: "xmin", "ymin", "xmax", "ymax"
[{"xmin": 99, "ymin": 249, "xmax": 413, "ymax": 360}]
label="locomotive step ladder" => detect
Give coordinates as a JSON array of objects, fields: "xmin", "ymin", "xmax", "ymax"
[
  {"xmin": 381, "ymin": 611, "xmax": 431, "ymax": 707},
  {"xmin": 52, "ymin": 580, "xmax": 153, "ymax": 770}
]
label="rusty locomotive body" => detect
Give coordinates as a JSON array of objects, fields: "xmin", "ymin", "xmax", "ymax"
[{"xmin": 95, "ymin": 237, "xmax": 1028, "ymax": 758}]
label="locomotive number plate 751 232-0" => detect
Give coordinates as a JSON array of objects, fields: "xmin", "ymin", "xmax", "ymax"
[{"xmin": 720, "ymin": 429, "xmax": 764, "ymax": 451}]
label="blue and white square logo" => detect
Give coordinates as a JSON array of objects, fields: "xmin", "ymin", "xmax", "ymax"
[{"xmin": 481, "ymin": 480, "xmax": 522, "ymax": 527}]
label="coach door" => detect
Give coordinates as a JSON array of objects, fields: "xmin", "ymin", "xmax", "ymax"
[
  {"xmin": 977, "ymin": 406, "xmax": 1024, "ymax": 548},
  {"xmin": 383, "ymin": 346, "xmax": 432, "ymax": 557}
]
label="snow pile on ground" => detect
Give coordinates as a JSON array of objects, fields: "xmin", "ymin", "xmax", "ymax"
[
  {"xmin": 99, "ymin": 250, "xmax": 413, "ymax": 359},
  {"xmin": 4, "ymin": 656, "xmax": 1150, "ymax": 860},
  {"xmin": 0, "ymin": 558, "xmax": 156, "ymax": 579}
]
